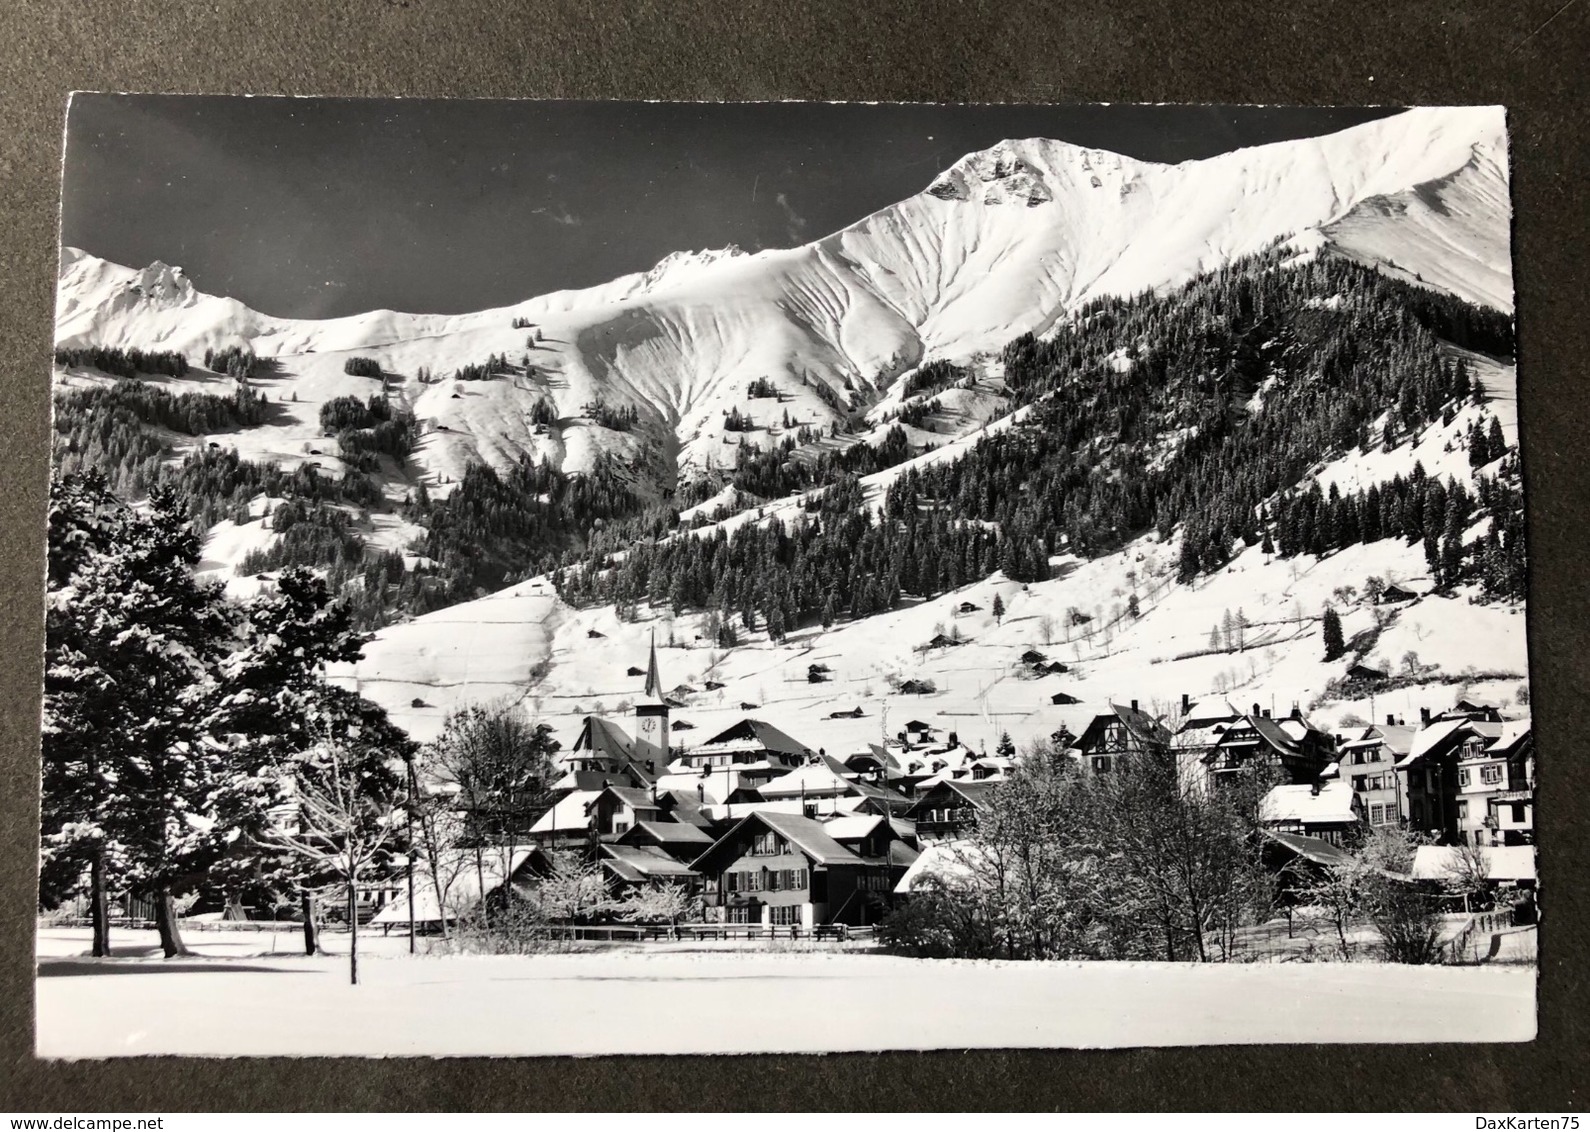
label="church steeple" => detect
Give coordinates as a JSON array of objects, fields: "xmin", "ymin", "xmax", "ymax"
[
  {"xmin": 634, "ymin": 627, "xmax": 670, "ymax": 771},
  {"xmin": 643, "ymin": 627, "xmax": 662, "ymax": 701}
]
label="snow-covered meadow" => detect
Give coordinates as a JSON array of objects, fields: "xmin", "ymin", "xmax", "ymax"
[{"xmin": 35, "ymin": 928, "xmax": 1535, "ymax": 1057}]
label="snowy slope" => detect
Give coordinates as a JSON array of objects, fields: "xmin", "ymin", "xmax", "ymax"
[{"xmin": 56, "ymin": 106, "xmax": 1512, "ymax": 496}]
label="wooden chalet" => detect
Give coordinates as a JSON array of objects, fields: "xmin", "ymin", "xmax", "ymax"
[
  {"xmin": 1259, "ymin": 781, "xmax": 1365, "ymax": 846},
  {"xmin": 692, "ymin": 811, "xmax": 918, "ymax": 928},
  {"xmin": 1050, "ymin": 690, "xmax": 1082, "ymax": 706},
  {"xmin": 1202, "ymin": 709, "xmax": 1335, "ymax": 786},
  {"xmin": 1378, "ymin": 583, "xmax": 1419, "ymax": 603},
  {"xmin": 905, "ymin": 779, "xmax": 995, "ymax": 841}
]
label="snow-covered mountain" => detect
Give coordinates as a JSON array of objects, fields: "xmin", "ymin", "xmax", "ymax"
[
  {"xmin": 56, "ymin": 106, "xmax": 1511, "ymax": 493},
  {"xmin": 53, "ymin": 106, "xmax": 1523, "ymax": 754}
]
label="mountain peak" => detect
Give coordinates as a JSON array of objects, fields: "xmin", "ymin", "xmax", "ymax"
[{"xmin": 126, "ymin": 259, "xmax": 195, "ymax": 307}]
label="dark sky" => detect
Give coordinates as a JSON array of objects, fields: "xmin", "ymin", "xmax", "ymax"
[{"xmin": 60, "ymin": 97, "xmax": 1402, "ymax": 319}]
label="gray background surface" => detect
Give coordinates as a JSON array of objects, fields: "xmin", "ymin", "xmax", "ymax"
[{"xmin": 0, "ymin": 0, "xmax": 1584, "ymax": 1111}]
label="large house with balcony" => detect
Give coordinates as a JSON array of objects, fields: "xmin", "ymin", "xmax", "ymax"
[
  {"xmin": 1202, "ymin": 709, "xmax": 1335, "ymax": 787},
  {"xmin": 1336, "ymin": 719, "xmax": 1416, "ymax": 830},
  {"xmin": 1456, "ymin": 719, "xmax": 1534, "ymax": 847}
]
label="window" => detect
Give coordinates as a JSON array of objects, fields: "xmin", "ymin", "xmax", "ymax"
[
  {"xmin": 1352, "ymin": 776, "xmax": 1368, "ymax": 792},
  {"xmin": 1092, "ymin": 756, "xmax": 1111, "ymax": 774},
  {"xmin": 794, "ymin": 868, "xmax": 808, "ymax": 890},
  {"xmin": 769, "ymin": 905, "xmax": 800, "ymax": 926},
  {"xmin": 751, "ymin": 831, "xmax": 783, "ymax": 855},
  {"xmin": 1369, "ymin": 803, "xmax": 1385, "ymax": 824},
  {"xmin": 1511, "ymin": 803, "xmax": 1528, "ymax": 824},
  {"xmin": 726, "ymin": 906, "xmax": 756, "ymax": 924},
  {"xmin": 1459, "ymin": 768, "xmax": 1471, "ymax": 787},
  {"xmin": 765, "ymin": 869, "xmax": 781, "ymax": 892},
  {"xmin": 725, "ymin": 872, "xmax": 738, "ymax": 893},
  {"xmin": 613, "ymin": 821, "xmax": 629, "ymax": 834},
  {"xmin": 1353, "ymin": 751, "xmax": 1366, "ymax": 765},
  {"xmin": 1481, "ymin": 765, "xmax": 1503, "ymax": 785},
  {"xmin": 1458, "ymin": 800, "xmax": 1469, "ymax": 819}
]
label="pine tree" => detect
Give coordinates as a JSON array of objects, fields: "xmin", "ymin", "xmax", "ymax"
[
  {"xmin": 42, "ymin": 476, "xmax": 238, "ymax": 958},
  {"xmin": 992, "ymin": 592, "xmax": 1005, "ymax": 624},
  {"xmin": 1321, "ymin": 606, "xmax": 1345, "ymax": 661}
]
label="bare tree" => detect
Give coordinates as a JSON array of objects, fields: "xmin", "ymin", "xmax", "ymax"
[{"xmin": 258, "ymin": 736, "xmax": 399, "ymax": 985}]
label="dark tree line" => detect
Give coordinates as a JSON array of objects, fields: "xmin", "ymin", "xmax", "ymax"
[
  {"xmin": 343, "ymin": 356, "xmax": 384, "ymax": 378},
  {"xmin": 55, "ymin": 346, "xmax": 190, "ymax": 379},
  {"xmin": 56, "ymin": 379, "xmax": 269, "ymax": 438},
  {"xmin": 203, "ymin": 346, "xmax": 258, "ymax": 379}
]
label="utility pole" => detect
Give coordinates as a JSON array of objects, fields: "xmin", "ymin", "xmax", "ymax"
[{"xmin": 405, "ymin": 748, "xmax": 417, "ymax": 955}]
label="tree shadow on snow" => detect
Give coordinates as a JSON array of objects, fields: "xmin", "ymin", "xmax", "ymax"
[{"xmin": 36, "ymin": 958, "xmax": 305, "ymax": 978}]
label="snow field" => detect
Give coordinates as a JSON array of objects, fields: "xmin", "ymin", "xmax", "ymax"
[{"xmin": 34, "ymin": 928, "xmax": 1534, "ymax": 1056}]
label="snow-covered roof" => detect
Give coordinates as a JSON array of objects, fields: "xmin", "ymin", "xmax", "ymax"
[
  {"xmin": 757, "ymin": 761, "xmax": 854, "ymax": 799},
  {"xmin": 528, "ymin": 789, "xmax": 601, "ymax": 835},
  {"xmin": 369, "ymin": 847, "xmax": 543, "ymax": 924},
  {"xmin": 1398, "ymin": 719, "xmax": 1468, "ymax": 768},
  {"xmin": 894, "ymin": 840, "xmax": 985, "ymax": 894},
  {"xmin": 1181, "ymin": 697, "xmax": 1239, "ymax": 729},
  {"xmin": 1260, "ymin": 782, "xmax": 1360, "ymax": 826},
  {"xmin": 1410, "ymin": 845, "xmax": 1536, "ymax": 884}
]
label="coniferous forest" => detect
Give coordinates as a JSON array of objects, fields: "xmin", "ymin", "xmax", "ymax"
[
  {"xmin": 50, "ymin": 246, "xmax": 1524, "ymax": 638},
  {"xmin": 552, "ymin": 249, "xmax": 1524, "ymax": 627}
]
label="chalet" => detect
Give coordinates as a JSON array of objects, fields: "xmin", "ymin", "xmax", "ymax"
[
  {"xmin": 905, "ymin": 780, "xmax": 995, "ymax": 841},
  {"xmin": 1259, "ymin": 831, "xmax": 1354, "ymax": 904},
  {"xmin": 587, "ymin": 628, "xmax": 605, "ymax": 639},
  {"xmin": 1050, "ymin": 690, "xmax": 1082, "ymax": 706},
  {"xmin": 923, "ymin": 633, "xmax": 964, "ymax": 649},
  {"xmin": 613, "ymin": 819, "xmax": 715, "ymax": 862},
  {"xmin": 597, "ymin": 843, "xmax": 701, "ymax": 896},
  {"xmin": 369, "ymin": 845, "xmax": 555, "ymax": 930},
  {"xmin": 704, "ymin": 681, "xmax": 726, "ymax": 691},
  {"xmin": 1039, "ymin": 661, "xmax": 1070, "ymax": 676},
  {"xmin": 410, "ymin": 697, "xmax": 428, "ymax": 709},
  {"xmin": 757, "ymin": 755, "xmax": 910, "ymax": 818},
  {"xmin": 828, "ymin": 706, "xmax": 866, "ymax": 719},
  {"xmin": 1337, "ymin": 720, "xmax": 1416, "ymax": 829},
  {"xmin": 667, "ymin": 684, "xmax": 698, "ymax": 701},
  {"xmin": 1436, "ymin": 697, "xmax": 1505, "ymax": 724},
  {"xmin": 1395, "ymin": 717, "xmax": 1516, "ymax": 842},
  {"xmin": 1345, "ymin": 662, "xmax": 1389, "ymax": 683},
  {"xmin": 671, "ymin": 719, "xmax": 696, "ymax": 731},
  {"xmin": 957, "ymin": 601, "xmax": 981, "ymax": 614},
  {"xmin": 1203, "ymin": 709, "xmax": 1335, "ymax": 787},
  {"xmin": 740, "ymin": 701, "xmax": 759, "ymax": 710},
  {"xmin": 897, "ymin": 679, "xmax": 934, "ymax": 695},
  {"xmin": 1259, "ymin": 781, "xmax": 1365, "ymax": 846},
  {"xmin": 808, "ymin": 662, "xmax": 833, "ymax": 676},
  {"xmin": 1378, "ymin": 583, "xmax": 1419, "ymax": 603},
  {"xmin": 656, "ymin": 718, "xmax": 812, "ymax": 803},
  {"xmin": 1073, "ymin": 701, "xmax": 1173, "ymax": 775},
  {"xmin": 1019, "ymin": 649, "xmax": 1048, "ymax": 667},
  {"xmin": 627, "ymin": 666, "xmax": 647, "ymax": 677},
  {"xmin": 692, "ymin": 811, "xmax": 916, "ymax": 928},
  {"xmin": 1456, "ymin": 719, "xmax": 1533, "ymax": 847}
]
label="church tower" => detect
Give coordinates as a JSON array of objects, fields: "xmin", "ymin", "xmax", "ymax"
[{"xmin": 634, "ymin": 629, "xmax": 670, "ymax": 770}]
